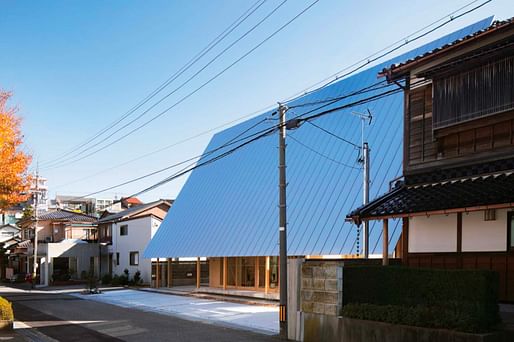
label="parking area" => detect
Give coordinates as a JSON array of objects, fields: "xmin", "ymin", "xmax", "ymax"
[{"xmin": 73, "ymin": 289, "xmax": 279, "ymax": 335}]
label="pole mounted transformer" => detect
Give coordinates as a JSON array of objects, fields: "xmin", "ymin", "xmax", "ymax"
[{"xmin": 278, "ymin": 103, "xmax": 288, "ymax": 339}]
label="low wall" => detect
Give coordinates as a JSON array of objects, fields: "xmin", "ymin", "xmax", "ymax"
[
  {"xmin": 299, "ymin": 259, "xmax": 502, "ymax": 342},
  {"xmin": 301, "ymin": 261, "xmax": 343, "ymax": 316},
  {"xmin": 304, "ymin": 315, "xmax": 503, "ymax": 342}
]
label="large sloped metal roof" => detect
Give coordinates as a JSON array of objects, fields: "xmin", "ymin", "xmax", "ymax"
[{"xmin": 145, "ymin": 17, "xmax": 493, "ymax": 258}]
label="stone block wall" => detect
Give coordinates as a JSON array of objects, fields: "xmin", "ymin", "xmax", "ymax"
[{"xmin": 301, "ymin": 260, "xmax": 343, "ymax": 316}]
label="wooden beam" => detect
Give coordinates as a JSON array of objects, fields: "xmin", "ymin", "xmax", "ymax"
[
  {"xmin": 156, "ymin": 259, "xmax": 160, "ymax": 288},
  {"xmin": 255, "ymin": 257, "xmax": 259, "ymax": 291},
  {"xmin": 401, "ymin": 217, "xmax": 409, "ymax": 262},
  {"xmin": 223, "ymin": 257, "xmax": 227, "ymax": 290},
  {"xmin": 196, "ymin": 257, "xmax": 201, "ymax": 289},
  {"xmin": 167, "ymin": 258, "xmax": 172, "ymax": 287},
  {"xmin": 383, "ymin": 219, "xmax": 389, "ymax": 266},
  {"xmin": 457, "ymin": 213, "xmax": 463, "ymax": 268},
  {"xmin": 265, "ymin": 256, "xmax": 270, "ymax": 294}
]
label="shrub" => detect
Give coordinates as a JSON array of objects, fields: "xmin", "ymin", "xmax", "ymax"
[
  {"xmin": 111, "ymin": 275, "xmax": 120, "ymax": 286},
  {"xmin": 341, "ymin": 266, "xmax": 500, "ymax": 333},
  {"xmin": 133, "ymin": 270, "xmax": 142, "ymax": 285},
  {"xmin": 101, "ymin": 274, "xmax": 112, "ymax": 285},
  {"xmin": 0, "ymin": 297, "xmax": 13, "ymax": 321}
]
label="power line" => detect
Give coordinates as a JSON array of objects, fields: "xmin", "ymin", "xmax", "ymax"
[
  {"xmin": 60, "ymin": 0, "xmax": 489, "ymax": 197},
  {"xmin": 280, "ymin": 0, "xmax": 492, "ymax": 103},
  {"xmin": 43, "ymin": 0, "xmax": 293, "ymax": 170},
  {"xmin": 40, "ymin": 0, "xmax": 267, "ymax": 167},
  {"xmin": 306, "ymin": 120, "xmax": 362, "ymax": 149},
  {"xmin": 288, "ymin": 135, "xmax": 361, "ymax": 170},
  {"xmin": 53, "ymin": 77, "xmax": 391, "ymax": 189},
  {"xmin": 52, "ymin": 103, "xmax": 276, "ymax": 190},
  {"xmin": 78, "ymin": 117, "xmax": 273, "ymax": 198},
  {"xmin": 43, "ymin": 0, "xmax": 487, "ymax": 173},
  {"xmin": 88, "ymin": 78, "xmax": 405, "ymax": 199}
]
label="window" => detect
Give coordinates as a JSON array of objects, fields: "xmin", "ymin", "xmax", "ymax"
[
  {"xmin": 116, "ymin": 252, "xmax": 120, "ymax": 266},
  {"xmin": 433, "ymin": 56, "xmax": 514, "ymax": 129},
  {"xmin": 129, "ymin": 252, "xmax": 139, "ymax": 266},
  {"xmin": 120, "ymin": 224, "xmax": 128, "ymax": 236}
]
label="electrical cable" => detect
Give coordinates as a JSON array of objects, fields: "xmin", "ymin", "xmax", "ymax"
[
  {"xmin": 43, "ymin": 0, "xmax": 296, "ymax": 170},
  {"xmin": 288, "ymin": 135, "xmax": 361, "ymax": 170},
  {"xmin": 40, "ymin": 0, "xmax": 267, "ymax": 167},
  {"xmin": 280, "ymin": 0, "xmax": 492, "ymax": 103}
]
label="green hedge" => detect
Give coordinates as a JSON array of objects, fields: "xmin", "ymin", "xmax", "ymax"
[
  {"xmin": 341, "ymin": 266, "xmax": 500, "ymax": 333},
  {"xmin": 0, "ymin": 297, "xmax": 13, "ymax": 321}
]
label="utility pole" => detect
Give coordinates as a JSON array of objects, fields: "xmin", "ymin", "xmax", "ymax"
[
  {"xmin": 353, "ymin": 110, "xmax": 372, "ymax": 258},
  {"xmin": 362, "ymin": 142, "xmax": 370, "ymax": 259},
  {"xmin": 278, "ymin": 103, "xmax": 288, "ymax": 339},
  {"xmin": 32, "ymin": 169, "xmax": 39, "ymax": 288}
]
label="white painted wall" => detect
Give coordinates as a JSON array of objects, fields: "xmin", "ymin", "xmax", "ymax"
[
  {"xmin": 462, "ymin": 209, "xmax": 508, "ymax": 252},
  {"xmin": 38, "ymin": 241, "xmax": 107, "ymax": 286},
  {"xmin": 111, "ymin": 216, "xmax": 162, "ymax": 285},
  {"xmin": 409, "ymin": 214, "xmax": 457, "ymax": 252}
]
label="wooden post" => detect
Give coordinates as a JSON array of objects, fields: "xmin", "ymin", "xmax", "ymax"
[
  {"xmin": 196, "ymin": 257, "xmax": 201, "ymax": 289},
  {"xmin": 156, "ymin": 259, "xmax": 160, "ymax": 288},
  {"xmin": 167, "ymin": 258, "xmax": 172, "ymax": 287},
  {"xmin": 223, "ymin": 257, "xmax": 227, "ymax": 290},
  {"xmin": 401, "ymin": 217, "xmax": 409, "ymax": 262},
  {"xmin": 265, "ymin": 256, "xmax": 270, "ymax": 294},
  {"xmin": 457, "ymin": 213, "xmax": 463, "ymax": 268},
  {"xmin": 383, "ymin": 219, "xmax": 389, "ymax": 266},
  {"xmin": 255, "ymin": 257, "xmax": 259, "ymax": 290}
]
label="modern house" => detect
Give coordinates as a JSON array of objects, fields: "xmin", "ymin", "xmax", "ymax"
[
  {"xmin": 144, "ymin": 17, "xmax": 494, "ymax": 299},
  {"xmin": 98, "ymin": 199, "xmax": 171, "ymax": 285},
  {"xmin": 16, "ymin": 209, "xmax": 103, "ymax": 286},
  {"xmin": 348, "ymin": 18, "xmax": 514, "ymax": 301}
]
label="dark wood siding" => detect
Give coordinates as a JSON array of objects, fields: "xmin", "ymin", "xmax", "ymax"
[
  {"xmin": 407, "ymin": 84, "xmax": 437, "ymax": 167},
  {"xmin": 406, "ymin": 81, "xmax": 514, "ymax": 174}
]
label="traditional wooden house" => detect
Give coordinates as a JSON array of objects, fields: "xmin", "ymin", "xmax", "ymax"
[{"xmin": 348, "ymin": 18, "xmax": 514, "ymax": 301}]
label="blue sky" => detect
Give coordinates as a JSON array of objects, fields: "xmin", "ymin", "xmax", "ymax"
[{"xmin": 1, "ymin": 0, "xmax": 512, "ymax": 202}]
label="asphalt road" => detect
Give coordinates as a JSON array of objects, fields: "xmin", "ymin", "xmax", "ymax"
[{"xmin": 1, "ymin": 287, "xmax": 279, "ymax": 342}]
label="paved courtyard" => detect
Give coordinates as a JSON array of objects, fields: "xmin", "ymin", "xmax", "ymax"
[{"xmin": 73, "ymin": 289, "xmax": 279, "ymax": 335}]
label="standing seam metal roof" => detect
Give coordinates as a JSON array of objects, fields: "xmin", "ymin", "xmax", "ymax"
[{"xmin": 145, "ymin": 17, "xmax": 493, "ymax": 258}]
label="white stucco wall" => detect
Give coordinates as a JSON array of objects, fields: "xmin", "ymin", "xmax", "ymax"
[
  {"xmin": 462, "ymin": 209, "xmax": 508, "ymax": 252},
  {"xmin": 111, "ymin": 216, "xmax": 162, "ymax": 285},
  {"xmin": 38, "ymin": 241, "xmax": 107, "ymax": 286},
  {"xmin": 409, "ymin": 214, "xmax": 457, "ymax": 252}
]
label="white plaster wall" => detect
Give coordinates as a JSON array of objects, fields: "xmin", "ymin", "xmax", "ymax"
[
  {"xmin": 40, "ymin": 242, "xmax": 107, "ymax": 286},
  {"xmin": 409, "ymin": 214, "xmax": 457, "ymax": 252},
  {"xmin": 462, "ymin": 209, "xmax": 508, "ymax": 252},
  {"xmin": 112, "ymin": 216, "xmax": 162, "ymax": 284}
]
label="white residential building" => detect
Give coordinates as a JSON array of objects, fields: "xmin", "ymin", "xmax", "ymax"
[{"xmin": 98, "ymin": 200, "xmax": 171, "ymax": 285}]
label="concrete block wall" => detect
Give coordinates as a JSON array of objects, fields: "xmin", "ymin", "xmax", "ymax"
[{"xmin": 301, "ymin": 261, "xmax": 343, "ymax": 316}]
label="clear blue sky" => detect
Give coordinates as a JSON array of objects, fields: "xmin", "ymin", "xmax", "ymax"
[{"xmin": 1, "ymin": 0, "xmax": 511, "ymax": 202}]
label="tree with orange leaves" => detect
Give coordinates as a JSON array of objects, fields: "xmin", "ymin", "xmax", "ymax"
[{"xmin": 0, "ymin": 91, "xmax": 31, "ymax": 212}]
